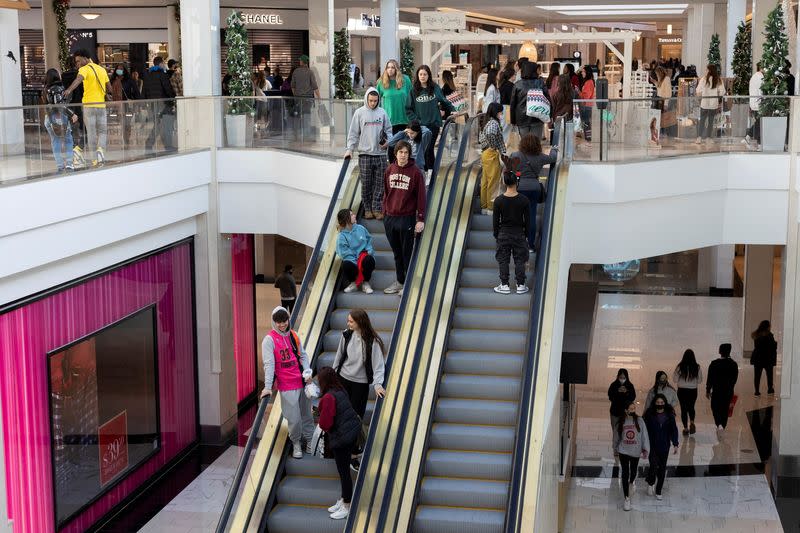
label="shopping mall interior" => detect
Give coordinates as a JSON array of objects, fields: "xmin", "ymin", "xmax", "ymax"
[{"xmin": 2, "ymin": 0, "xmax": 800, "ymax": 532}]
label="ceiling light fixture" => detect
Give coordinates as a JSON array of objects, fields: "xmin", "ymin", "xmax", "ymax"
[
  {"xmin": 667, "ymin": 23, "xmax": 673, "ymax": 34},
  {"xmin": 519, "ymin": 41, "xmax": 538, "ymax": 61},
  {"xmin": 561, "ymin": 24, "xmax": 569, "ymax": 30},
  {"xmin": 555, "ymin": 9, "xmax": 686, "ymax": 16},
  {"xmin": 81, "ymin": 12, "xmax": 101, "ymax": 20},
  {"xmin": 536, "ymin": 3, "xmax": 687, "ymax": 10}
]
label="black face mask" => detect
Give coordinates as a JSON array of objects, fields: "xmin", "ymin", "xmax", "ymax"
[{"xmin": 656, "ymin": 406, "xmax": 665, "ymax": 411}]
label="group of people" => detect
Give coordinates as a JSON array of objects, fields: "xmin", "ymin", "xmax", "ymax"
[
  {"xmin": 41, "ymin": 50, "xmax": 183, "ymax": 172},
  {"xmin": 261, "ymin": 304, "xmax": 386, "ymax": 521},
  {"xmin": 608, "ymin": 321, "xmax": 778, "ymax": 511}
]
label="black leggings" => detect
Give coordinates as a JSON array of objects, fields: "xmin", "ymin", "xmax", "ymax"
[
  {"xmin": 423, "ymin": 123, "xmax": 440, "ymax": 171},
  {"xmin": 676, "ymin": 387, "xmax": 698, "ymax": 429},
  {"xmin": 619, "ymin": 453, "xmax": 639, "ymax": 498},
  {"xmin": 341, "ymin": 255, "xmax": 376, "ymax": 285},
  {"xmin": 754, "ymin": 365, "xmax": 774, "ymax": 393},
  {"xmin": 341, "ymin": 376, "xmax": 370, "ymax": 419},
  {"xmin": 333, "ymin": 444, "xmax": 354, "ymax": 503},
  {"xmin": 646, "ymin": 450, "xmax": 668, "ymax": 495}
]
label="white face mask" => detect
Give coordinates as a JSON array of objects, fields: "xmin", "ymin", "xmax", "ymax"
[{"xmin": 618, "ymin": 377, "xmax": 627, "ymax": 384}]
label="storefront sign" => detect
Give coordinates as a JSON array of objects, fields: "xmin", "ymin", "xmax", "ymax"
[
  {"xmin": 242, "ymin": 12, "xmax": 284, "ymax": 25},
  {"xmin": 98, "ymin": 410, "xmax": 129, "ymax": 486},
  {"xmin": 360, "ymin": 13, "xmax": 381, "ymax": 28},
  {"xmin": 658, "ymin": 37, "xmax": 682, "ymax": 44},
  {"xmin": 420, "ymin": 11, "xmax": 466, "ymax": 32}
]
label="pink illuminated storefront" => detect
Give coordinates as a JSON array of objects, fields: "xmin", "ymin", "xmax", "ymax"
[{"xmin": 0, "ymin": 240, "xmax": 198, "ymax": 532}]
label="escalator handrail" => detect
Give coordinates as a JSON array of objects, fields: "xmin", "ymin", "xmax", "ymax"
[
  {"xmin": 215, "ymin": 155, "xmax": 352, "ymax": 533},
  {"xmin": 345, "ymin": 117, "xmax": 456, "ymax": 529},
  {"xmin": 504, "ymin": 117, "xmax": 569, "ymax": 532},
  {"xmin": 355, "ymin": 116, "xmax": 477, "ymax": 533}
]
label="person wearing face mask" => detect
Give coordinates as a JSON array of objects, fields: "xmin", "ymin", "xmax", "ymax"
[
  {"xmin": 141, "ymin": 56, "xmax": 176, "ymax": 153},
  {"xmin": 616, "ymin": 402, "xmax": 649, "ymax": 511},
  {"xmin": 643, "ymin": 393, "xmax": 679, "ymax": 499},
  {"xmin": 479, "ymin": 102, "xmax": 507, "ymax": 214},
  {"xmin": 110, "ymin": 64, "xmax": 140, "ymax": 146},
  {"xmin": 644, "ymin": 370, "xmax": 679, "ymax": 412},
  {"xmin": 608, "ymin": 369, "xmax": 636, "ymax": 454}
]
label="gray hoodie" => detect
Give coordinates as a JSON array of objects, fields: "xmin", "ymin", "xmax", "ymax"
[
  {"xmin": 261, "ymin": 305, "xmax": 310, "ymax": 392},
  {"xmin": 346, "ymin": 87, "xmax": 392, "ymax": 156},
  {"xmin": 616, "ymin": 414, "xmax": 650, "ymax": 458}
]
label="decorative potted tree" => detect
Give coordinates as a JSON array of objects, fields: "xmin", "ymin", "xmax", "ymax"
[
  {"xmin": 730, "ymin": 21, "xmax": 752, "ymax": 137},
  {"xmin": 401, "ymin": 37, "xmax": 415, "ymax": 79},
  {"xmin": 224, "ymin": 10, "xmax": 254, "ymax": 147},
  {"xmin": 760, "ymin": 3, "xmax": 790, "ymax": 151},
  {"xmin": 333, "ymin": 29, "xmax": 354, "ymax": 99},
  {"xmin": 707, "ymin": 33, "xmax": 721, "ymax": 71}
]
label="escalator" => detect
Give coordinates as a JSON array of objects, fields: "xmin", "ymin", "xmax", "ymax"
[
  {"xmin": 215, "ymin": 119, "xmax": 466, "ymax": 533},
  {"xmin": 347, "ymin": 118, "xmax": 573, "ymax": 533}
]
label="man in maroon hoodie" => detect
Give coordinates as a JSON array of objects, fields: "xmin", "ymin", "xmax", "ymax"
[{"xmin": 382, "ymin": 140, "xmax": 426, "ymax": 296}]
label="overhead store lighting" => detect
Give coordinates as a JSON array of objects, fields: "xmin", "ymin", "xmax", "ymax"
[
  {"xmin": 81, "ymin": 12, "xmax": 100, "ymax": 20},
  {"xmin": 519, "ymin": 41, "xmax": 538, "ymax": 61},
  {"xmin": 554, "ymin": 10, "xmax": 685, "ymax": 15},
  {"xmin": 667, "ymin": 23, "xmax": 673, "ymax": 34},
  {"xmin": 536, "ymin": 4, "xmax": 688, "ymax": 10}
]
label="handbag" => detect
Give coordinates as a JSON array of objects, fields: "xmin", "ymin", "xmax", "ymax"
[{"xmin": 661, "ymin": 110, "xmax": 677, "ymax": 128}]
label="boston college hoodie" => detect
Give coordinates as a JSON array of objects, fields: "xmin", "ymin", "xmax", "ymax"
[
  {"xmin": 382, "ymin": 160, "xmax": 426, "ymax": 221},
  {"xmin": 346, "ymin": 87, "xmax": 392, "ymax": 156}
]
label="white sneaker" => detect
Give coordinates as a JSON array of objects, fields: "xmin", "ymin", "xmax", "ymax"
[
  {"xmin": 481, "ymin": 208, "xmax": 491, "ymax": 215},
  {"xmin": 384, "ymin": 281, "xmax": 403, "ymax": 294},
  {"xmin": 327, "ymin": 498, "xmax": 344, "ymax": 513},
  {"xmin": 717, "ymin": 425, "xmax": 724, "ymax": 431},
  {"xmin": 344, "ymin": 282, "xmax": 358, "ymax": 293},
  {"xmin": 292, "ymin": 442, "xmax": 303, "ymax": 459},
  {"xmin": 655, "ymin": 493, "xmax": 663, "ymax": 501},
  {"xmin": 330, "ymin": 504, "xmax": 350, "ymax": 520},
  {"xmin": 623, "ymin": 497, "xmax": 631, "ymax": 511},
  {"xmin": 647, "ymin": 484, "xmax": 655, "ymax": 496},
  {"xmin": 516, "ymin": 285, "xmax": 529, "ymax": 294},
  {"xmin": 695, "ymin": 137, "xmax": 702, "ymax": 144},
  {"xmin": 398, "ymin": 287, "xmax": 404, "ymax": 297},
  {"xmin": 361, "ymin": 282, "xmax": 373, "ymax": 294},
  {"xmin": 494, "ymin": 284, "xmax": 511, "ymax": 294}
]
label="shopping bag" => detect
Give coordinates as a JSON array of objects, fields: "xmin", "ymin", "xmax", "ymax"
[
  {"xmin": 310, "ymin": 425, "xmax": 332, "ymax": 458},
  {"xmin": 661, "ymin": 110, "xmax": 677, "ymax": 128},
  {"xmin": 446, "ymin": 91, "xmax": 467, "ymax": 113},
  {"xmin": 728, "ymin": 394, "xmax": 738, "ymax": 417}
]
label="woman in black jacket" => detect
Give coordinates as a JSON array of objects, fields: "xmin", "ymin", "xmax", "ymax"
[
  {"xmin": 751, "ymin": 320, "xmax": 778, "ymax": 395},
  {"xmin": 608, "ymin": 368, "xmax": 636, "ymax": 455},
  {"xmin": 643, "ymin": 393, "xmax": 679, "ymax": 499},
  {"xmin": 510, "ymin": 61, "xmax": 548, "ymax": 139}
]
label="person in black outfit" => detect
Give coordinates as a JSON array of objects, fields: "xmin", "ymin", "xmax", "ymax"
[
  {"xmin": 60, "ymin": 56, "xmax": 85, "ymax": 156},
  {"xmin": 751, "ymin": 320, "xmax": 777, "ymax": 395},
  {"xmin": 141, "ymin": 56, "xmax": 176, "ymax": 153},
  {"xmin": 608, "ymin": 368, "xmax": 636, "ymax": 454},
  {"xmin": 785, "ymin": 61, "xmax": 796, "ymax": 96},
  {"xmin": 492, "ymin": 171, "xmax": 531, "ymax": 295},
  {"xmin": 643, "ymin": 393, "xmax": 679, "ymax": 499},
  {"xmin": 274, "ymin": 264, "xmax": 297, "ymax": 312},
  {"xmin": 706, "ymin": 343, "xmax": 739, "ymax": 430}
]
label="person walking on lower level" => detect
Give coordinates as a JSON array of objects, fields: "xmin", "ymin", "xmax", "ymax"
[
  {"xmin": 673, "ymin": 348, "xmax": 703, "ymax": 436},
  {"xmin": 617, "ymin": 401, "xmax": 649, "ymax": 511},
  {"xmin": 274, "ymin": 264, "xmax": 297, "ymax": 313},
  {"xmin": 643, "ymin": 393, "xmax": 679, "ymax": 499},
  {"xmin": 608, "ymin": 368, "xmax": 636, "ymax": 454},
  {"xmin": 492, "ymin": 170, "xmax": 530, "ymax": 295},
  {"xmin": 382, "ymin": 141, "xmax": 426, "ymax": 296},
  {"xmin": 751, "ymin": 320, "xmax": 777, "ymax": 395},
  {"xmin": 317, "ymin": 367, "xmax": 362, "ymax": 520},
  {"xmin": 706, "ymin": 343, "xmax": 739, "ymax": 430}
]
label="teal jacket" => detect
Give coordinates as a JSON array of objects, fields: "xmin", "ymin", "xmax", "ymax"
[
  {"xmin": 406, "ymin": 83, "xmax": 455, "ymax": 128},
  {"xmin": 336, "ymin": 224, "xmax": 374, "ymax": 263}
]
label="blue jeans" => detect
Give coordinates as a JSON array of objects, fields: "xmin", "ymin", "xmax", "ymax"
[{"xmin": 44, "ymin": 116, "xmax": 74, "ymax": 170}]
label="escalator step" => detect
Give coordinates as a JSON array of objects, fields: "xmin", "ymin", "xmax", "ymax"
[
  {"xmin": 336, "ymin": 291, "xmax": 401, "ymax": 310},
  {"xmin": 414, "ymin": 505, "xmax": 504, "ymax": 533},
  {"xmin": 330, "ymin": 308, "xmax": 397, "ymax": 330},
  {"xmin": 323, "ymin": 329, "xmax": 392, "ymax": 352},
  {"xmin": 458, "ymin": 268, "xmax": 509, "ymax": 289},
  {"xmin": 444, "ymin": 351, "xmax": 524, "ymax": 376},
  {"xmin": 284, "ymin": 455, "xmax": 339, "ymax": 477},
  {"xmin": 467, "ymin": 230, "xmax": 499, "ymax": 250},
  {"xmin": 456, "ymin": 288, "xmax": 532, "ymax": 310},
  {"xmin": 267, "ymin": 505, "xmax": 350, "ymax": 533},
  {"xmin": 438, "ymin": 374, "xmax": 521, "ymax": 401},
  {"xmin": 429, "ymin": 423, "xmax": 515, "ymax": 452},
  {"xmin": 276, "ymin": 475, "xmax": 347, "ymax": 506},
  {"xmin": 447, "ymin": 329, "xmax": 526, "ymax": 353},
  {"xmin": 425, "ymin": 449, "xmax": 512, "ymax": 480},
  {"xmin": 373, "ymin": 250, "xmax": 396, "ymax": 270},
  {"xmin": 452, "ymin": 307, "xmax": 529, "ymax": 330},
  {"xmin": 470, "ymin": 214, "xmax": 493, "ymax": 231},
  {"xmin": 370, "ymin": 233, "xmax": 391, "ymax": 251},
  {"xmin": 463, "ymin": 249, "xmax": 537, "ymax": 271},
  {"xmin": 433, "ymin": 398, "xmax": 518, "ymax": 425},
  {"xmin": 418, "ymin": 477, "xmax": 508, "ymax": 509}
]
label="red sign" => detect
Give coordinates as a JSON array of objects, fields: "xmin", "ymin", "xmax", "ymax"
[{"xmin": 98, "ymin": 411, "xmax": 129, "ymax": 486}]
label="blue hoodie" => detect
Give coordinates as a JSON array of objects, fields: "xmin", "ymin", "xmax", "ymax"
[{"xmin": 336, "ymin": 223, "xmax": 374, "ymax": 263}]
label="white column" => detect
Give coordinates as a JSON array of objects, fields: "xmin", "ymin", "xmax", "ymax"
[
  {"xmin": 752, "ymin": 0, "xmax": 772, "ymax": 72},
  {"xmin": 380, "ymin": 0, "xmax": 399, "ymax": 68},
  {"xmin": 41, "ymin": 0, "xmax": 59, "ymax": 71},
  {"xmin": 684, "ymin": 4, "xmax": 715, "ymax": 69},
  {"xmin": 622, "ymin": 38, "xmax": 632, "ymax": 98},
  {"xmin": 742, "ymin": 245, "xmax": 774, "ymax": 355},
  {"xmin": 167, "ymin": 4, "xmax": 182, "ymax": 62},
  {"xmin": 0, "ymin": 8, "xmax": 24, "ymax": 160},
  {"xmin": 726, "ymin": 0, "xmax": 745, "ymax": 77},
  {"xmin": 180, "ymin": 0, "xmax": 220, "ymax": 97},
  {"xmin": 309, "ymin": 0, "xmax": 334, "ymax": 99},
  {"xmin": 712, "ymin": 244, "xmax": 735, "ymax": 289}
]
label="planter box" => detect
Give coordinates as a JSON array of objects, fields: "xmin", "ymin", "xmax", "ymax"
[
  {"xmin": 225, "ymin": 114, "xmax": 253, "ymax": 147},
  {"xmin": 760, "ymin": 116, "xmax": 788, "ymax": 151},
  {"xmin": 730, "ymin": 102, "xmax": 749, "ymax": 138}
]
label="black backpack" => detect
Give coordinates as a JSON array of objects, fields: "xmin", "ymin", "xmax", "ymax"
[{"xmin": 45, "ymin": 84, "xmax": 69, "ymax": 136}]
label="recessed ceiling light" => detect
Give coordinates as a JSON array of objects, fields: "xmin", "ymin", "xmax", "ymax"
[
  {"xmin": 556, "ymin": 10, "xmax": 686, "ymax": 16},
  {"xmin": 561, "ymin": 24, "xmax": 569, "ymax": 30},
  {"xmin": 537, "ymin": 4, "xmax": 687, "ymax": 10},
  {"xmin": 81, "ymin": 12, "xmax": 101, "ymax": 20},
  {"xmin": 667, "ymin": 23, "xmax": 673, "ymax": 34}
]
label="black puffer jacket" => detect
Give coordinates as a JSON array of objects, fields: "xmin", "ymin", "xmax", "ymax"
[
  {"xmin": 327, "ymin": 389, "xmax": 361, "ymax": 449},
  {"xmin": 751, "ymin": 333, "xmax": 777, "ymax": 367},
  {"xmin": 510, "ymin": 62, "xmax": 548, "ymax": 129}
]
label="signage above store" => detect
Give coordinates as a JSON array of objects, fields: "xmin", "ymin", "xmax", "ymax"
[
  {"xmin": 658, "ymin": 37, "xmax": 682, "ymax": 43},
  {"xmin": 242, "ymin": 12, "xmax": 284, "ymax": 25},
  {"xmin": 420, "ymin": 11, "xmax": 467, "ymax": 32},
  {"xmin": 360, "ymin": 13, "xmax": 381, "ymax": 28}
]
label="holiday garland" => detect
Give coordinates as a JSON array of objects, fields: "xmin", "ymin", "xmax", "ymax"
[
  {"xmin": 53, "ymin": 0, "xmax": 70, "ymax": 71},
  {"xmin": 225, "ymin": 10, "xmax": 253, "ymax": 115},
  {"xmin": 707, "ymin": 33, "xmax": 721, "ymax": 71},
  {"xmin": 731, "ymin": 21, "xmax": 751, "ymax": 96},
  {"xmin": 760, "ymin": 3, "xmax": 789, "ymax": 117},
  {"xmin": 401, "ymin": 37, "xmax": 415, "ymax": 79},
  {"xmin": 333, "ymin": 29, "xmax": 354, "ymax": 99}
]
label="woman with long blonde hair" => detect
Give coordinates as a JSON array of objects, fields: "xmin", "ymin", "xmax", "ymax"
[{"xmin": 377, "ymin": 59, "xmax": 412, "ymax": 134}]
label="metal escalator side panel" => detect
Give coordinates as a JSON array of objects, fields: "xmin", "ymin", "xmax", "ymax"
[
  {"xmin": 225, "ymin": 162, "xmax": 362, "ymax": 532},
  {"xmin": 505, "ymin": 121, "xmax": 574, "ymax": 533}
]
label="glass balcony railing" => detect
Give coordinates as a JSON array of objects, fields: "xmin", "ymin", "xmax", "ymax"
[{"xmin": 0, "ymin": 94, "xmax": 794, "ymax": 185}]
